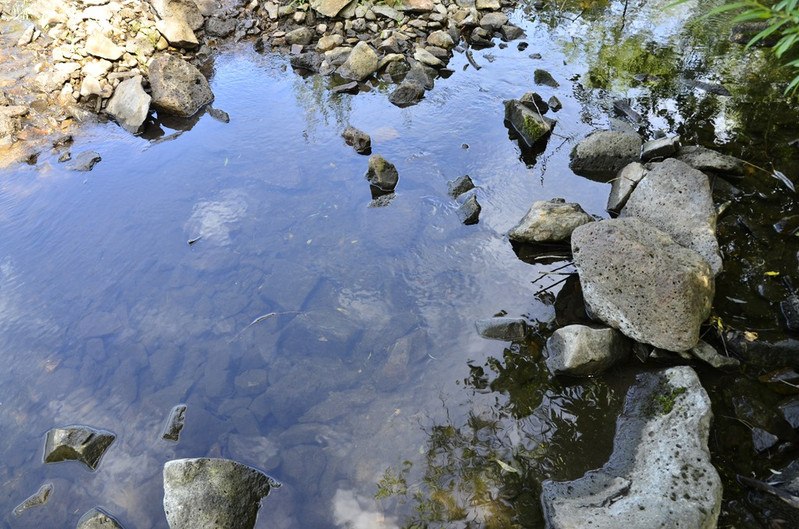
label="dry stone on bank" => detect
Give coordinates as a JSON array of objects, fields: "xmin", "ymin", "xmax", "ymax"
[
  {"xmin": 570, "ymin": 130, "xmax": 643, "ymax": 180},
  {"xmin": 621, "ymin": 158, "xmax": 722, "ymax": 276},
  {"xmin": 541, "ymin": 366, "xmax": 722, "ymax": 529},
  {"xmin": 508, "ymin": 199, "xmax": 593, "ymax": 244},
  {"xmin": 337, "ymin": 41, "xmax": 379, "ymax": 81},
  {"xmin": 545, "ymin": 324, "xmax": 631, "ymax": 376},
  {"xmin": 571, "ymin": 217, "xmax": 714, "ymax": 352},
  {"xmin": 148, "ymin": 54, "xmax": 214, "ymax": 118}
]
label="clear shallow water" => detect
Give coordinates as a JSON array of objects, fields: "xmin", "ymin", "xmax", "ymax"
[{"xmin": 2, "ymin": 1, "xmax": 799, "ymax": 527}]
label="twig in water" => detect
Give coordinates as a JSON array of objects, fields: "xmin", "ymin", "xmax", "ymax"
[
  {"xmin": 533, "ymin": 275, "xmax": 571, "ymax": 297},
  {"xmin": 465, "ymin": 49, "xmax": 481, "ymax": 70},
  {"xmin": 530, "ymin": 262, "xmax": 576, "ymax": 285},
  {"xmin": 229, "ymin": 311, "xmax": 302, "ymax": 342}
]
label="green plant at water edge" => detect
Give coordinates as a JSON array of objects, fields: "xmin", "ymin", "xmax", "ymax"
[{"xmin": 670, "ymin": 0, "xmax": 799, "ymax": 95}]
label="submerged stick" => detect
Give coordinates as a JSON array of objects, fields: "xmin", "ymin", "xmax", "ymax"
[
  {"xmin": 229, "ymin": 311, "xmax": 302, "ymax": 342},
  {"xmin": 465, "ymin": 49, "xmax": 481, "ymax": 70}
]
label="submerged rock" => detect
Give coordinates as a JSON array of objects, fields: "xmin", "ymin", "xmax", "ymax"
[
  {"xmin": 508, "ymin": 199, "xmax": 592, "ymax": 244},
  {"xmin": 503, "ymin": 99, "xmax": 554, "ymax": 148},
  {"xmin": 475, "ymin": 317, "xmax": 527, "ymax": 341},
  {"xmin": 43, "ymin": 425, "xmax": 116, "ymax": 470},
  {"xmin": 365, "ymin": 154, "xmax": 398, "ymax": 191},
  {"xmin": 607, "ymin": 162, "xmax": 646, "ymax": 213},
  {"xmin": 545, "ymin": 325, "xmax": 630, "ymax": 376},
  {"xmin": 534, "ymin": 68, "xmax": 559, "ymax": 87},
  {"xmin": 541, "ymin": 366, "xmax": 721, "ymax": 529},
  {"xmin": 163, "ymin": 458, "xmax": 280, "ymax": 529},
  {"xmin": 690, "ymin": 340, "xmax": 740, "ymax": 371},
  {"xmin": 148, "ymin": 54, "xmax": 213, "ymax": 118},
  {"xmin": 570, "ymin": 130, "xmax": 642, "ymax": 180},
  {"xmin": 77, "ymin": 507, "xmax": 124, "ymax": 529},
  {"xmin": 780, "ymin": 294, "xmax": 799, "ymax": 332},
  {"xmin": 162, "ymin": 404, "xmax": 188, "ymax": 442},
  {"xmin": 621, "ymin": 158, "xmax": 722, "ymax": 275},
  {"xmin": 105, "ymin": 75, "xmax": 151, "ymax": 133},
  {"xmin": 571, "ymin": 218, "xmax": 714, "ymax": 352},
  {"xmin": 342, "ymin": 126, "xmax": 371, "ymax": 154},
  {"xmin": 457, "ymin": 194, "xmax": 481, "ymax": 225},
  {"xmin": 13, "ymin": 483, "xmax": 53, "ymax": 516},
  {"xmin": 67, "ymin": 151, "xmax": 101, "ymax": 171}
]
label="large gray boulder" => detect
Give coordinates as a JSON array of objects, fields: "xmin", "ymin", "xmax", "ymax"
[
  {"xmin": 571, "ymin": 218, "xmax": 714, "ymax": 352},
  {"xmin": 545, "ymin": 325, "xmax": 630, "ymax": 376},
  {"xmin": 337, "ymin": 41, "xmax": 379, "ymax": 81},
  {"xmin": 621, "ymin": 158, "xmax": 722, "ymax": 275},
  {"xmin": 105, "ymin": 76, "xmax": 151, "ymax": 133},
  {"xmin": 541, "ymin": 366, "xmax": 721, "ymax": 529},
  {"xmin": 77, "ymin": 507, "xmax": 124, "ymax": 529},
  {"xmin": 43, "ymin": 425, "xmax": 116, "ymax": 471},
  {"xmin": 148, "ymin": 54, "xmax": 213, "ymax": 118},
  {"xmin": 570, "ymin": 130, "xmax": 642, "ymax": 180},
  {"xmin": 163, "ymin": 458, "xmax": 280, "ymax": 529},
  {"xmin": 508, "ymin": 199, "xmax": 593, "ymax": 244},
  {"xmin": 503, "ymin": 99, "xmax": 554, "ymax": 148}
]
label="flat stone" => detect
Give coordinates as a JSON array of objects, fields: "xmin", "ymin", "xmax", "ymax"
[
  {"xmin": 414, "ymin": 47, "xmax": 444, "ymax": 67},
  {"xmin": 205, "ymin": 16, "xmax": 237, "ymax": 38},
  {"xmin": 504, "ymin": 99, "xmax": 554, "ymax": 148},
  {"xmin": 77, "ymin": 507, "xmax": 124, "ymax": 529},
  {"xmin": 365, "ymin": 154, "xmax": 398, "ymax": 191},
  {"xmin": 480, "ymin": 12, "xmax": 508, "ymax": 31},
  {"xmin": 689, "ymin": 340, "xmax": 740, "ymax": 370},
  {"xmin": 163, "ymin": 458, "xmax": 280, "ymax": 529},
  {"xmin": 82, "ymin": 59, "xmax": 112, "ymax": 78},
  {"xmin": 399, "ymin": 0, "xmax": 434, "ymax": 12},
  {"xmin": 572, "ymin": 218, "xmax": 714, "ymax": 352},
  {"xmin": 509, "ymin": 198, "xmax": 592, "ymax": 244},
  {"xmin": 475, "ymin": 0, "xmax": 499, "ymax": 9},
  {"xmin": 641, "ymin": 135, "xmax": 680, "ymax": 161},
  {"xmin": 162, "ymin": 404, "xmax": 187, "ymax": 442},
  {"xmin": 475, "ymin": 317, "xmax": 526, "ymax": 340},
  {"xmin": 43, "ymin": 425, "xmax": 115, "ymax": 470},
  {"xmin": 542, "ymin": 366, "xmax": 721, "ymax": 529},
  {"xmin": 676, "ymin": 145, "xmax": 745, "ymax": 176},
  {"xmin": 545, "ymin": 325, "xmax": 630, "ymax": 376},
  {"xmin": 67, "ymin": 151, "xmax": 102, "ymax": 171},
  {"xmin": 85, "ymin": 33, "xmax": 123, "ymax": 61},
  {"xmin": 105, "ymin": 75, "xmax": 151, "ymax": 133},
  {"xmin": 310, "ymin": 0, "xmax": 355, "ymax": 18},
  {"xmin": 156, "ymin": 17, "xmax": 199, "ymax": 49},
  {"xmin": 372, "ymin": 4, "xmax": 400, "ymax": 19},
  {"xmin": 621, "ymin": 158, "xmax": 722, "ymax": 275},
  {"xmin": 607, "ymin": 162, "xmax": 646, "ymax": 213},
  {"xmin": 457, "ymin": 194, "xmax": 481, "ymax": 225},
  {"xmin": 570, "ymin": 130, "xmax": 642, "ymax": 180}
]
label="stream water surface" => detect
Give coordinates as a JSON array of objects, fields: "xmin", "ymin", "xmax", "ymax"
[{"xmin": 2, "ymin": 1, "xmax": 799, "ymax": 527}]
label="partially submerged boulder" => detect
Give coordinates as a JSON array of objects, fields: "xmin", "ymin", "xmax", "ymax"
[
  {"xmin": 77, "ymin": 507, "xmax": 124, "ymax": 529},
  {"xmin": 508, "ymin": 199, "xmax": 593, "ymax": 244},
  {"xmin": 163, "ymin": 458, "xmax": 280, "ymax": 529},
  {"xmin": 541, "ymin": 366, "xmax": 722, "ymax": 529},
  {"xmin": 105, "ymin": 75, "xmax": 151, "ymax": 133},
  {"xmin": 503, "ymin": 99, "xmax": 554, "ymax": 148},
  {"xmin": 43, "ymin": 425, "xmax": 116, "ymax": 471},
  {"xmin": 457, "ymin": 194, "xmax": 481, "ymax": 225},
  {"xmin": 475, "ymin": 317, "xmax": 527, "ymax": 341},
  {"xmin": 571, "ymin": 218, "xmax": 714, "ymax": 352},
  {"xmin": 570, "ymin": 130, "xmax": 642, "ymax": 180},
  {"xmin": 447, "ymin": 174, "xmax": 475, "ymax": 198},
  {"xmin": 148, "ymin": 54, "xmax": 213, "ymax": 118},
  {"xmin": 365, "ymin": 154, "xmax": 398, "ymax": 192},
  {"xmin": 342, "ymin": 126, "xmax": 371, "ymax": 154},
  {"xmin": 621, "ymin": 158, "xmax": 722, "ymax": 275},
  {"xmin": 545, "ymin": 325, "xmax": 631, "ymax": 376}
]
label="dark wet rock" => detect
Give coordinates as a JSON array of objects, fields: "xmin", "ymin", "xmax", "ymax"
[
  {"xmin": 607, "ymin": 162, "xmax": 646, "ymax": 213},
  {"xmin": 774, "ymin": 215, "xmax": 799, "ymax": 235},
  {"xmin": 572, "ymin": 218, "xmax": 714, "ymax": 352},
  {"xmin": 44, "ymin": 425, "xmax": 115, "ymax": 470},
  {"xmin": 519, "ymin": 91, "xmax": 549, "ymax": 113},
  {"xmin": 13, "ymin": 483, "xmax": 53, "ymax": 517},
  {"xmin": 534, "ymin": 68, "xmax": 559, "ymax": 87},
  {"xmin": 503, "ymin": 99, "xmax": 554, "ymax": 148},
  {"xmin": 67, "ymin": 151, "xmax": 102, "ymax": 171},
  {"xmin": 500, "ymin": 24, "xmax": 525, "ymax": 41},
  {"xmin": 163, "ymin": 458, "xmax": 280, "ymax": 529},
  {"xmin": 479, "ymin": 12, "xmax": 508, "ymax": 31},
  {"xmin": 509, "ymin": 199, "xmax": 592, "ymax": 244},
  {"xmin": 208, "ymin": 107, "xmax": 230, "ymax": 123},
  {"xmin": 541, "ymin": 366, "xmax": 721, "ymax": 529},
  {"xmin": 469, "ymin": 27, "xmax": 494, "ymax": 48},
  {"xmin": 457, "ymin": 194, "xmax": 481, "ymax": 225},
  {"xmin": 780, "ymin": 294, "xmax": 799, "ymax": 332},
  {"xmin": 554, "ymin": 273, "xmax": 591, "ymax": 326},
  {"xmin": 388, "ymin": 80, "xmax": 425, "ymax": 107},
  {"xmin": 337, "ymin": 41, "xmax": 378, "ymax": 81},
  {"xmin": 641, "ymin": 135, "xmax": 680, "ymax": 161},
  {"xmin": 547, "ymin": 95, "xmax": 562, "ymax": 112},
  {"xmin": 689, "ymin": 340, "xmax": 740, "ymax": 370},
  {"xmin": 148, "ymin": 54, "xmax": 213, "ymax": 118},
  {"xmin": 447, "ymin": 174, "xmax": 475, "ymax": 198},
  {"xmin": 205, "ymin": 16, "xmax": 236, "ymax": 38},
  {"xmin": 752, "ymin": 427, "xmax": 780, "ymax": 452},
  {"xmin": 613, "ymin": 98, "xmax": 644, "ymax": 125},
  {"xmin": 365, "ymin": 154, "xmax": 398, "ymax": 191},
  {"xmin": 286, "ymin": 27, "xmax": 314, "ymax": 46},
  {"xmin": 683, "ymin": 78, "xmax": 731, "ymax": 96},
  {"xmin": 290, "ymin": 52, "xmax": 323, "ymax": 73},
  {"xmin": 405, "ymin": 61, "xmax": 435, "ymax": 90},
  {"xmin": 727, "ymin": 334, "xmax": 799, "ymax": 368},
  {"xmin": 570, "ymin": 130, "xmax": 643, "ymax": 181},
  {"xmin": 475, "ymin": 317, "xmax": 527, "ymax": 340},
  {"xmin": 758, "ymin": 367, "xmax": 799, "ymax": 395},
  {"xmin": 545, "ymin": 324, "xmax": 630, "ymax": 376},
  {"xmin": 77, "ymin": 507, "xmax": 124, "ymax": 529},
  {"xmin": 676, "ymin": 145, "xmax": 745, "ymax": 176},
  {"xmin": 162, "ymin": 404, "xmax": 187, "ymax": 442},
  {"xmin": 105, "ymin": 75, "xmax": 151, "ymax": 133},
  {"xmin": 778, "ymin": 396, "xmax": 799, "ymax": 429},
  {"xmin": 342, "ymin": 126, "xmax": 371, "ymax": 154},
  {"xmin": 621, "ymin": 158, "xmax": 722, "ymax": 276}
]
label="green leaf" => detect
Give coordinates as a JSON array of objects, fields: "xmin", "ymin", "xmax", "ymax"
[
  {"xmin": 776, "ymin": 33, "xmax": 799, "ymax": 56},
  {"xmin": 746, "ymin": 19, "xmax": 789, "ymax": 49},
  {"xmin": 493, "ymin": 459, "xmax": 520, "ymax": 474},
  {"xmin": 731, "ymin": 10, "xmax": 772, "ymax": 23}
]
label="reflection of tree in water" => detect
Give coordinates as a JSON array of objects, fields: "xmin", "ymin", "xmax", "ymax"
[
  {"xmin": 291, "ymin": 71, "xmax": 353, "ymax": 140},
  {"xmin": 375, "ymin": 340, "xmax": 626, "ymax": 528}
]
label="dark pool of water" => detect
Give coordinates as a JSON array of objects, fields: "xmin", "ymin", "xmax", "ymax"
[{"xmin": 2, "ymin": 1, "xmax": 799, "ymax": 527}]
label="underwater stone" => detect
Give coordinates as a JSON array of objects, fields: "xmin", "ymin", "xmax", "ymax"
[
  {"xmin": 43, "ymin": 425, "xmax": 115, "ymax": 470},
  {"xmin": 162, "ymin": 404, "xmax": 188, "ymax": 442},
  {"xmin": 77, "ymin": 507, "xmax": 124, "ymax": 529},
  {"xmin": 542, "ymin": 366, "xmax": 721, "ymax": 529},
  {"xmin": 13, "ymin": 483, "xmax": 53, "ymax": 516},
  {"xmin": 475, "ymin": 317, "xmax": 527, "ymax": 341}
]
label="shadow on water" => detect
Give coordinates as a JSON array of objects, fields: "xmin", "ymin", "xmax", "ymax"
[{"xmin": 2, "ymin": 0, "xmax": 799, "ymax": 527}]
